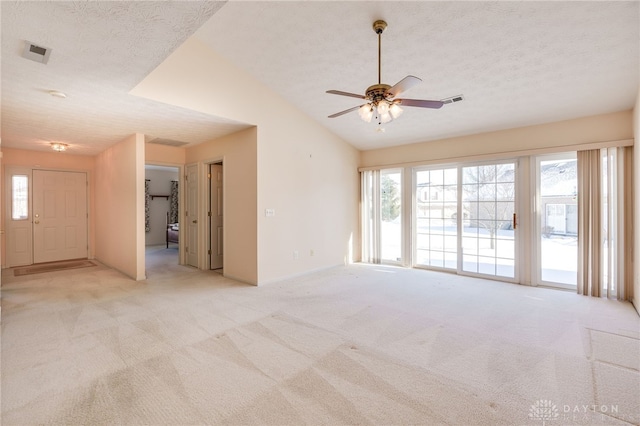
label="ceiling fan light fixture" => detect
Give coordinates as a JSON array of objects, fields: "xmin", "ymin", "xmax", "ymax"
[
  {"xmin": 326, "ymin": 19, "xmax": 454, "ymax": 125},
  {"xmin": 359, "ymin": 104, "xmax": 374, "ymax": 122}
]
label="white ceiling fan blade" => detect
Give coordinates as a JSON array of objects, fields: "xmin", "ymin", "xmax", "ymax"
[
  {"xmin": 386, "ymin": 75, "xmax": 422, "ymax": 98},
  {"xmin": 395, "ymin": 98, "xmax": 444, "ymax": 109},
  {"xmin": 328, "ymin": 104, "xmax": 364, "ymax": 118},
  {"xmin": 326, "ymin": 90, "xmax": 366, "ymax": 100}
]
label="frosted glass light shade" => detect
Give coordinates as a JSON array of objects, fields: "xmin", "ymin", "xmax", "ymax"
[
  {"xmin": 359, "ymin": 104, "xmax": 374, "ymax": 122},
  {"xmin": 389, "ymin": 103, "xmax": 403, "ymax": 119},
  {"xmin": 379, "ymin": 112, "xmax": 393, "ymax": 124},
  {"xmin": 377, "ymin": 101, "xmax": 390, "ymax": 115}
]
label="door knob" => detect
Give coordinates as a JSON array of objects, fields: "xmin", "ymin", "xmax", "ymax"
[
  {"xmin": 34, "ymin": 220, "xmax": 39, "ymax": 224},
  {"xmin": 192, "ymin": 220, "xmax": 198, "ymax": 224}
]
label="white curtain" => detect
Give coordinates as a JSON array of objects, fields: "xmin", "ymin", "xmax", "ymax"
[
  {"xmin": 577, "ymin": 150, "xmax": 601, "ymax": 296},
  {"xmin": 577, "ymin": 147, "xmax": 630, "ymax": 299},
  {"xmin": 361, "ymin": 170, "xmax": 380, "ymax": 263}
]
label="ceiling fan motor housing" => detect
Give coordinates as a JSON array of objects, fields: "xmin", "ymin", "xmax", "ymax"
[{"xmin": 365, "ymin": 83, "xmax": 391, "ymax": 103}]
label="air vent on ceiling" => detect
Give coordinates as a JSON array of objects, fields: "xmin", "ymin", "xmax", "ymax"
[
  {"xmin": 441, "ymin": 94, "xmax": 465, "ymax": 105},
  {"xmin": 22, "ymin": 41, "xmax": 52, "ymax": 64},
  {"xmin": 147, "ymin": 138, "xmax": 189, "ymax": 147}
]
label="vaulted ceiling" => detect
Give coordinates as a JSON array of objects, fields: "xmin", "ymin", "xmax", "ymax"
[{"xmin": 2, "ymin": 1, "xmax": 638, "ymax": 155}]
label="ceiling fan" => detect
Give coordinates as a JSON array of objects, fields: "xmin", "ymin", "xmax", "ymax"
[{"xmin": 327, "ymin": 20, "xmax": 449, "ymax": 126}]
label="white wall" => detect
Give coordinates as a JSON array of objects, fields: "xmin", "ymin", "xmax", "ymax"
[
  {"xmin": 132, "ymin": 38, "xmax": 360, "ymax": 284},
  {"xmin": 95, "ymin": 133, "xmax": 146, "ymax": 280},
  {"xmin": 145, "ymin": 168, "xmax": 179, "ymax": 246},
  {"xmin": 361, "ymin": 110, "xmax": 633, "ymax": 168}
]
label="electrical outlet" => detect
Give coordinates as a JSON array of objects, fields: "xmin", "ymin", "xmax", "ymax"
[
  {"xmin": 293, "ymin": 250, "xmax": 299, "ymax": 260},
  {"xmin": 310, "ymin": 249, "xmax": 314, "ymax": 256},
  {"xmin": 265, "ymin": 209, "xmax": 275, "ymax": 217}
]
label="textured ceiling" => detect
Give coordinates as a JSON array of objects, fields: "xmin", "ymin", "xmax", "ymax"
[
  {"xmin": 1, "ymin": 2, "xmax": 639, "ymax": 155},
  {"xmin": 1, "ymin": 1, "xmax": 249, "ymax": 156},
  {"xmin": 195, "ymin": 1, "xmax": 639, "ymax": 150}
]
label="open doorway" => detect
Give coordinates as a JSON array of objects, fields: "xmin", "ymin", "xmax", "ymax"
[
  {"xmin": 145, "ymin": 165, "xmax": 180, "ymax": 265},
  {"xmin": 209, "ymin": 162, "xmax": 223, "ymax": 271}
]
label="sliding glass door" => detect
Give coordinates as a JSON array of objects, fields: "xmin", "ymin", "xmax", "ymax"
[
  {"xmin": 461, "ymin": 162, "xmax": 516, "ymax": 279},
  {"xmin": 415, "ymin": 167, "xmax": 458, "ymax": 270},
  {"xmin": 535, "ymin": 154, "xmax": 578, "ymax": 288},
  {"xmin": 366, "ymin": 161, "xmax": 519, "ymax": 280},
  {"xmin": 413, "ymin": 161, "xmax": 517, "ymax": 280},
  {"xmin": 361, "ymin": 168, "xmax": 403, "ymax": 265}
]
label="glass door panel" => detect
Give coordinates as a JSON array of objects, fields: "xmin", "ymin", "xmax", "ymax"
[
  {"xmin": 380, "ymin": 169, "xmax": 402, "ymax": 263},
  {"xmin": 461, "ymin": 163, "xmax": 516, "ymax": 278},
  {"xmin": 415, "ymin": 167, "xmax": 458, "ymax": 270},
  {"xmin": 537, "ymin": 154, "xmax": 577, "ymax": 287}
]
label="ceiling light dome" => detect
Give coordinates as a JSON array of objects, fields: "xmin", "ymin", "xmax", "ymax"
[{"xmin": 50, "ymin": 142, "xmax": 68, "ymax": 152}]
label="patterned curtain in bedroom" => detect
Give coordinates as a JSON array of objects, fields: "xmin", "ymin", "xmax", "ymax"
[
  {"xmin": 169, "ymin": 180, "xmax": 179, "ymax": 224},
  {"xmin": 145, "ymin": 179, "xmax": 150, "ymax": 232}
]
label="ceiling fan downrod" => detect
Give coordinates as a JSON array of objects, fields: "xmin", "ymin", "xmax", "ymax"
[{"xmin": 373, "ymin": 20, "xmax": 387, "ymax": 85}]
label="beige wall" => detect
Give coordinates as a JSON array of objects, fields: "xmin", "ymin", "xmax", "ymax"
[
  {"xmin": 94, "ymin": 134, "xmax": 146, "ymax": 280},
  {"xmin": 185, "ymin": 127, "xmax": 258, "ymax": 283},
  {"xmin": 633, "ymin": 90, "xmax": 640, "ymax": 315},
  {"xmin": 0, "ymin": 148, "xmax": 96, "ymax": 268},
  {"xmin": 360, "ymin": 110, "xmax": 633, "ymax": 168},
  {"xmin": 146, "ymin": 143, "xmax": 186, "ymax": 165},
  {"xmin": 132, "ymin": 37, "xmax": 360, "ymax": 284}
]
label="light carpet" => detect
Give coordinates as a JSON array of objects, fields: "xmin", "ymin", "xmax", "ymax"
[{"xmin": 1, "ymin": 246, "xmax": 639, "ymax": 425}]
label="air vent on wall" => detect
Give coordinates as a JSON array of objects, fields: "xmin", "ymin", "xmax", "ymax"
[
  {"xmin": 22, "ymin": 41, "xmax": 52, "ymax": 64},
  {"xmin": 147, "ymin": 138, "xmax": 189, "ymax": 147},
  {"xmin": 441, "ymin": 94, "xmax": 465, "ymax": 105}
]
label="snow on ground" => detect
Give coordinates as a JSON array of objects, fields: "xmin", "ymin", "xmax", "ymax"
[{"xmin": 380, "ymin": 221, "xmax": 577, "ymax": 285}]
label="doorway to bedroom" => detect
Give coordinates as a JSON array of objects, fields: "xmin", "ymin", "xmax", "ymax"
[
  {"xmin": 145, "ymin": 165, "xmax": 180, "ymax": 265},
  {"xmin": 208, "ymin": 162, "xmax": 224, "ymax": 272}
]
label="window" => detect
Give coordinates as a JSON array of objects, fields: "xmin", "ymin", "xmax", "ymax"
[
  {"xmin": 12, "ymin": 175, "xmax": 28, "ymax": 220},
  {"xmin": 380, "ymin": 169, "xmax": 402, "ymax": 263},
  {"xmin": 415, "ymin": 167, "xmax": 458, "ymax": 269}
]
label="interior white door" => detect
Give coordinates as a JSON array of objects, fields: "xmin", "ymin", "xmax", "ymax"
[
  {"xmin": 32, "ymin": 170, "xmax": 88, "ymax": 263},
  {"xmin": 186, "ymin": 164, "xmax": 199, "ymax": 267},
  {"xmin": 209, "ymin": 164, "xmax": 223, "ymax": 269}
]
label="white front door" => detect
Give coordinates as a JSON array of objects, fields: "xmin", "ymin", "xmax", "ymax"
[
  {"xmin": 185, "ymin": 163, "xmax": 199, "ymax": 267},
  {"xmin": 209, "ymin": 164, "xmax": 223, "ymax": 269},
  {"xmin": 32, "ymin": 170, "xmax": 88, "ymax": 263}
]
